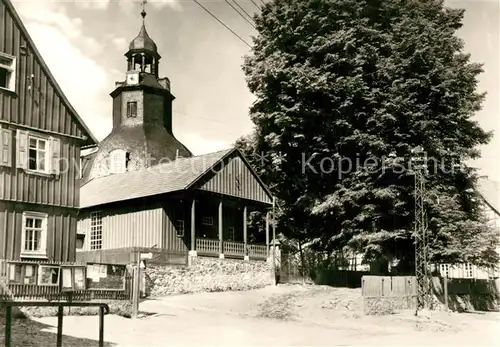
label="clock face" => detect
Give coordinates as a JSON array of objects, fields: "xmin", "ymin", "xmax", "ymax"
[{"xmin": 127, "ymin": 73, "xmax": 138, "ymax": 85}]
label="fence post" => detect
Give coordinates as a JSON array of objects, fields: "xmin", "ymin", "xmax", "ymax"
[
  {"xmin": 5, "ymin": 305, "xmax": 12, "ymax": 347},
  {"xmin": 444, "ymin": 275, "xmax": 449, "ymax": 311},
  {"xmin": 56, "ymin": 305, "xmax": 63, "ymax": 347},
  {"xmin": 381, "ymin": 277, "xmax": 385, "ymax": 296},
  {"xmin": 132, "ymin": 253, "xmax": 140, "ymax": 319}
]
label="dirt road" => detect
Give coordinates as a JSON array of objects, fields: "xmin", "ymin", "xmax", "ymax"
[{"xmin": 30, "ymin": 284, "xmax": 499, "ymax": 346}]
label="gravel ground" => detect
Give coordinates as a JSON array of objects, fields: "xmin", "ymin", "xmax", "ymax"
[
  {"xmin": 0, "ymin": 318, "xmax": 114, "ymax": 347},
  {"xmin": 7, "ymin": 284, "xmax": 500, "ymax": 346}
]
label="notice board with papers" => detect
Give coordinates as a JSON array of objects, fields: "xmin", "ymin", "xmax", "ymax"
[{"xmin": 86, "ymin": 263, "xmax": 126, "ymax": 290}]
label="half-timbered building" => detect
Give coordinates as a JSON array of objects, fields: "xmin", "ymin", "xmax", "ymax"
[
  {"xmin": 0, "ymin": 0, "xmax": 98, "ymax": 262},
  {"xmin": 76, "ymin": 9, "xmax": 273, "ymax": 264}
]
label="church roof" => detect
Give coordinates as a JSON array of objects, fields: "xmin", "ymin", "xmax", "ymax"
[
  {"xmin": 129, "ymin": 24, "xmax": 157, "ymax": 54},
  {"xmin": 80, "ymin": 148, "xmax": 234, "ymax": 208}
]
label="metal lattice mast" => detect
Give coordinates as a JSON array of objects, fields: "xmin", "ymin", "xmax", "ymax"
[{"xmin": 411, "ymin": 146, "xmax": 431, "ymax": 312}]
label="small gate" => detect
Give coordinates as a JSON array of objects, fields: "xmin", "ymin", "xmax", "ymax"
[{"xmin": 278, "ymin": 250, "xmax": 306, "ymax": 284}]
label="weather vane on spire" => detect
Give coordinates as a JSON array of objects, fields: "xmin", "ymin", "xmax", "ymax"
[{"xmin": 141, "ymin": 0, "xmax": 147, "ymax": 21}]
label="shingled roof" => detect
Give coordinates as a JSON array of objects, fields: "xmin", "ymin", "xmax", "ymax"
[{"xmin": 80, "ymin": 148, "xmax": 234, "ymax": 208}]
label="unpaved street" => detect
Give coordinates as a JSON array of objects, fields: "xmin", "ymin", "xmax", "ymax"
[{"xmin": 29, "ymin": 285, "xmax": 499, "ymax": 346}]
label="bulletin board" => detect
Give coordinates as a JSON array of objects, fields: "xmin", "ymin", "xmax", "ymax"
[{"xmin": 85, "ymin": 263, "xmax": 126, "ymax": 290}]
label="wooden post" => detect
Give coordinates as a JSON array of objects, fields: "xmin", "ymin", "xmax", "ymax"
[
  {"xmin": 190, "ymin": 199, "xmax": 196, "ymax": 252},
  {"xmin": 132, "ymin": 252, "xmax": 140, "ymax": 318},
  {"xmin": 444, "ymin": 275, "xmax": 449, "ymax": 311},
  {"xmin": 56, "ymin": 305, "xmax": 63, "ymax": 347},
  {"xmin": 243, "ymin": 206, "xmax": 248, "ymax": 259},
  {"xmin": 265, "ymin": 211, "xmax": 270, "ymax": 257},
  {"xmin": 218, "ymin": 201, "xmax": 223, "ymax": 256},
  {"xmin": 5, "ymin": 306, "xmax": 11, "ymax": 347}
]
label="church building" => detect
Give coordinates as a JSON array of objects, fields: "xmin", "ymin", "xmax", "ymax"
[{"xmin": 76, "ymin": 9, "xmax": 273, "ymax": 264}]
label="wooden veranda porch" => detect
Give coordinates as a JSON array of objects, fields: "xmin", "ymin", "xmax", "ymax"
[{"xmin": 178, "ymin": 190, "xmax": 272, "ymax": 261}]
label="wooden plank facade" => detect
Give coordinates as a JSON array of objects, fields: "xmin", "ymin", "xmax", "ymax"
[
  {"xmin": 0, "ymin": 0, "xmax": 97, "ymax": 262},
  {"xmin": 193, "ymin": 152, "xmax": 273, "ymax": 205},
  {"xmin": 77, "ymin": 159, "xmax": 273, "ymax": 262}
]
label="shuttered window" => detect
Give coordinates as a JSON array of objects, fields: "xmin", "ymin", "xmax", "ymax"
[{"xmin": 15, "ymin": 129, "xmax": 61, "ymax": 175}]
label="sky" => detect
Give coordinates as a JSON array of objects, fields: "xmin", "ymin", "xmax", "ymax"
[{"xmin": 10, "ymin": 0, "xmax": 500, "ymax": 185}]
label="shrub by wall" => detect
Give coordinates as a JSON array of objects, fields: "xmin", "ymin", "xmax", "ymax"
[{"xmin": 145, "ymin": 256, "xmax": 274, "ymax": 297}]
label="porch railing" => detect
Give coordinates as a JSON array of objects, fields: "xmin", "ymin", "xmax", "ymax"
[
  {"xmin": 224, "ymin": 241, "xmax": 245, "ymax": 257},
  {"xmin": 195, "ymin": 239, "xmax": 267, "ymax": 260},
  {"xmin": 196, "ymin": 238, "xmax": 219, "ymax": 256},
  {"xmin": 248, "ymin": 244, "xmax": 267, "ymax": 259}
]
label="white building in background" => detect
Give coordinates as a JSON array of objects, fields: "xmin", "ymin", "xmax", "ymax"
[{"xmin": 438, "ymin": 177, "xmax": 500, "ymax": 279}]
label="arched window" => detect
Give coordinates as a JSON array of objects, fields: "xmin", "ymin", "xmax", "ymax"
[{"xmin": 109, "ymin": 149, "xmax": 127, "ymax": 174}]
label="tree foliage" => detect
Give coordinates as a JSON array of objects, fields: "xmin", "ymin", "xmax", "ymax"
[{"xmin": 239, "ymin": 0, "xmax": 498, "ymax": 268}]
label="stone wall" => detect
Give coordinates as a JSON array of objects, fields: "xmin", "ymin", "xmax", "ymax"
[{"xmin": 144, "ymin": 256, "xmax": 274, "ymax": 297}]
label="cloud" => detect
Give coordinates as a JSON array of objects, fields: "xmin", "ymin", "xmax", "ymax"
[
  {"xmin": 118, "ymin": 0, "xmax": 183, "ymax": 15},
  {"xmin": 150, "ymin": 0, "xmax": 183, "ymax": 12},
  {"xmin": 15, "ymin": 0, "xmax": 112, "ymax": 140},
  {"xmin": 112, "ymin": 37, "xmax": 128, "ymax": 51},
  {"xmin": 179, "ymin": 133, "xmax": 231, "ymax": 155},
  {"xmin": 74, "ymin": 0, "xmax": 111, "ymax": 11}
]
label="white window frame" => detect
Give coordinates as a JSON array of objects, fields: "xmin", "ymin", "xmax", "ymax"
[
  {"xmin": 37, "ymin": 265, "xmax": 60, "ymax": 286},
  {"xmin": 0, "ymin": 52, "xmax": 16, "ymax": 92},
  {"xmin": 227, "ymin": 227, "xmax": 235, "ymax": 241},
  {"xmin": 440, "ymin": 264, "xmax": 449, "ymax": 278},
  {"xmin": 90, "ymin": 211, "xmax": 103, "ymax": 250},
  {"xmin": 27, "ymin": 134, "xmax": 49, "ymax": 173},
  {"xmin": 109, "ymin": 149, "xmax": 127, "ymax": 174},
  {"xmin": 464, "ymin": 263, "xmax": 473, "ymax": 278},
  {"xmin": 175, "ymin": 219, "xmax": 185, "ymax": 237},
  {"xmin": 20, "ymin": 212, "xmax": 48, "ymax": 258},
  {"xmin": 201, "ymin": 216, "xmax": 213, "ymax": 226}
]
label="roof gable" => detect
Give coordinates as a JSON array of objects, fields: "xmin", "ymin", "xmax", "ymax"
[
  {"xmin": 1, "ymin": 0, "xmax": 97, "ymax": 145},
  {"xmin": 189, "ymin": 149, "xmax": 273, "ymax": 204}
]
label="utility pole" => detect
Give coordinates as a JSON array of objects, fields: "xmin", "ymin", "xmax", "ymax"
[
  {"xmin": 272, "ymin": 196, "xmax": 277, "ymax": 285},
  {"xmin": 411, "ymin": 146, "xmax": 431, "ymax": 314}
]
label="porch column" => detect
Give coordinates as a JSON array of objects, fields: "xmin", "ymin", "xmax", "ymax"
[
  {"xmin": 189, "ymin": 199, "xmax": 197, "ymax": 257},
  {"xmin": 266, "ymin": 211, "xmax": 270, "ymax": 257},
  {"xmin": 243, "ymin": 206, "xmax": 248, "ymax": 261},
  {"xmin": 218, "ymin": 201, "xmax": 224, "ymax": 258}
]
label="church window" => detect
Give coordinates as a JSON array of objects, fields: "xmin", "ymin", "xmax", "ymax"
[
  {"xmin": 90, "ymin": 211, "xmax": 103, "ymax": 250},
  {"xmin": 127, "ymin": 101, "xmax": 137, "ymax": 118},
  {"xmin": 201, "ymin": 216, "xmax": 213, "ymax": 226},
  {"xmin": 0, "ymin": 52, "xmax": 16, "ymax": 92},
  {"xmin": 175, "ymin": 220, "xmax": 185, "ymax": 237},
  {"xmin": 109, "ymin": 149, "xmax": 127, "ymax": 174}
]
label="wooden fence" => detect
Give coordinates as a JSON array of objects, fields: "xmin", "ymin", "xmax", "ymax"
[
  {"xmin": 0, "ymin": 259, "xmax": 132, "ymax": 302},
  {"xmin": 362, "ymin": 275, "xmax": 417, "ymax": 297},
  {"xmin": 361, "ymin": 275, "xmax": 418, "ymax": 314}
]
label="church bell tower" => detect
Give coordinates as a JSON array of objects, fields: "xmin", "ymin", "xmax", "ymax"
[{"xmin": 82, "ymin": 3, "xmax": 192, "ymax": 183}]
